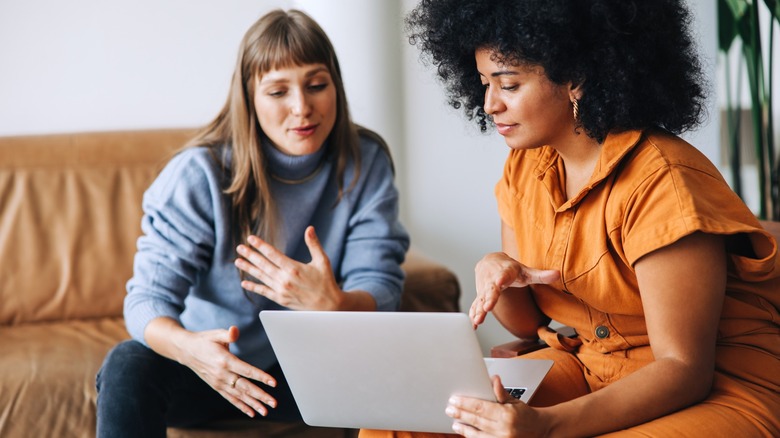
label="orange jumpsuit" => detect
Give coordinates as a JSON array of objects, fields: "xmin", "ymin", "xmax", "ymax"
[{"xmin": 362, "ymin": 129, "xmax": 780, "ymax": 437}]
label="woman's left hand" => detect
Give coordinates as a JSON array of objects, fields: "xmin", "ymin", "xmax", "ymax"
[
  {"xmin": 235, "ymin": 225, "xmax": 344, "ymax": 310},
  {"xmin": 446, "ymin": 375, "xmax": 549, "ymax": 438}
]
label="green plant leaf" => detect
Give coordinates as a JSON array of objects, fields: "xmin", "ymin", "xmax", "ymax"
[
  {"xmin": 720, "ymin": 0, "xmax": 780, "ymax": 218},
  {"xmin": 739, "ymin": 2, "xmax": 758, "ymax": 47},
  {"xmin": 719, "ymin": 0, "xmax": 742, "ymax": 51},
  {"xmin": 725, "ymin": 0, "xmax": 748, "ymax": 17}
]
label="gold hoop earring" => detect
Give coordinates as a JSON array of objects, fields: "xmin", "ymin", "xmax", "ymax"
[{"xmin": 572, "ymin": 99, "xmax": 580, "ymax": 121}]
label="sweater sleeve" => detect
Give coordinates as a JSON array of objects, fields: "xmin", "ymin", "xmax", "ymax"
[
  {"xmin": 123, "ymin": 149, "xmax": 220, "ymax": 344},
  {"xmin": 339, "ymin": 141, "xmax": 410, "ymax": 311}
]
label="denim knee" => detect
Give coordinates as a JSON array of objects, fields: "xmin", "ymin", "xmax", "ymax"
[
  {"xmin": 96, "ymin": 340, "xmax": 176, "ymax": 438},
  {"xmin": 97, "ymin": 340, "xmax": 161, "ymax": 395}
]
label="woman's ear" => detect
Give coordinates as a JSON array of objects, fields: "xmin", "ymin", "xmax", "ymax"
[{"xmin": 569, "ymin": 81, "xmax": 584, "ymax": 102}]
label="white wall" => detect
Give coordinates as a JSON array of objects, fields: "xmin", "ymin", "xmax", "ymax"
[
  {"xmin": 685, "ymin": 0, "xmax": 719, "ymax": 165},
  {"xmin": 0, "ymin": 0, "xmax": 720, "ymax": 354},
  {"xmin": 0, "ymin": 0, "xmax": 293, "ymax": 135}
]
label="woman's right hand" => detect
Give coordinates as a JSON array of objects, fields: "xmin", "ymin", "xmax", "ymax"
[
  {"xmin": 470, "ymin": 252, "xmax": 559, "ymax": 328},
  {"xmin": 146, "ymin": 319, "xmax": 279, "ymax": 418},
  {"xmin": 178, "ymin": 325, "xmax": 279, "ymax": 417}
]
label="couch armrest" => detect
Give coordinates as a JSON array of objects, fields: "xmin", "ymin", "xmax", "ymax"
[
  {"xmin": 399, "ymin": 248, "xmax": 461, "ymax": 312},
  {"xmin": 490, "ymin": 326, "xmax": 577, "ymax": 358},
  {"xmin": 490, "ymin": 338, "xmax": 548, "ymax": 358}
]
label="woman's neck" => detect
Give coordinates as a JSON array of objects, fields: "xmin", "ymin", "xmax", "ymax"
[{"xmin": 552, "ymin": 133, "xmax": 602, "ymax": 201}]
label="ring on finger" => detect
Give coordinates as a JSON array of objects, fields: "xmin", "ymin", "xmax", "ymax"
[{"xmin": 231, "ymin": 376, "xmax": 240, "ymax": 389}]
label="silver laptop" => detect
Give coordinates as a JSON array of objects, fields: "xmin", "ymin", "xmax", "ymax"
[{"xmin": 259, "ymin": 311, "xmax": 553, "ymax": 433}]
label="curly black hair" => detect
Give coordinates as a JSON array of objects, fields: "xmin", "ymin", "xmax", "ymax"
[{"xmin": 405, "ymin": 0, "xmax": 709, "ymax": 142}]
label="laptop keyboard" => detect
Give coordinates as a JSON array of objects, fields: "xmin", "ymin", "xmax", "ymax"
[{"xmin": 504, "ymin": 387, "xmax": 527, "ymax": 399}]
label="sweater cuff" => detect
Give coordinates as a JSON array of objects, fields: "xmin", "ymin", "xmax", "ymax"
[{"xmin": 123, "ymin": 298, "xmax": 182, "ymax": 346}]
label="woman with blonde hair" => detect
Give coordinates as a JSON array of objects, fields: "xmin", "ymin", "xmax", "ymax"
[{"xmin": 96, "ymin": 9, "xmax": 409, "ymax": 437}]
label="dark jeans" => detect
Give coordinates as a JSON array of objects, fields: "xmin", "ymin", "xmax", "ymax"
[{"xmin": 96, "ymin": 340, "xmax": 301, "ymax": 438}]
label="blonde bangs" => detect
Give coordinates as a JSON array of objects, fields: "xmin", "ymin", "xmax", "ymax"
[{"xmin": 244, "ymin": 14, "xmax": 333, "ymax": 80}]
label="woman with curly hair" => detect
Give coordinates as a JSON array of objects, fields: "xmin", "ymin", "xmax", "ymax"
[{"xmin": 362, "ymin": 0, "xmax": 780, "ymax": 437}]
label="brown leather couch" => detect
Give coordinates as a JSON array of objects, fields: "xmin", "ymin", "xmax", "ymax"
[{"xmin": 0, "ymin": 129, "xmax": 461, "ymax": 438}]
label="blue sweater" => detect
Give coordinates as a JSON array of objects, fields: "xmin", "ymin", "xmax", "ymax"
[{"xmin": 124, "ymin": 134, "xmax": 410, "ymax": 369}]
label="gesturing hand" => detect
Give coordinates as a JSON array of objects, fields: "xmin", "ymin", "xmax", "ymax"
[
  {"xmin": 470, "ymin": 252, "xmax": 559, "ymax": 328},
  {"xmin": 234, "ymin": 226, "xmax": 344, "ymax": 310},
  {"xmin": 179, "ymin": 326, "xmax": 278, "ymax": 417}
]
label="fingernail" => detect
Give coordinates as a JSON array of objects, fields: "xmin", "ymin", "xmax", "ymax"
[
  {"xmin": 268, "ymin": 379, "xmax": 276, "ymax": 387},
  {"xmin": 267, "ymin": 399, "xmax": 277, "ymax": 408},
  {"xmin": 236, "ymin": 245, "xmax": 246, "ymax": 254},
  {"xmin": 452, "ymin": 423, "xmax": 462, "ymax": 433},
  {"xmin": 445, "ymin": 406, "xmax": 456, "ymax": 416}
]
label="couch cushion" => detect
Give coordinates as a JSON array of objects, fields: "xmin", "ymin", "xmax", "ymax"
[
  {"xmin": 0, "ymin": 316, "xmax": 355, "ymax": 438},
  {"xmin": 0, "ymin": 318, "xmax": 129, "ymax": 437},
  {"xmin": 399, "ymin": 249, "xmax": 461, "ymax": 312},
  {"xmin": 0, "ymin": 129, "xmax": 194, "ymax": 325}
]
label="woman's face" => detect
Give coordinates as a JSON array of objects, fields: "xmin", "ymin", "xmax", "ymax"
[
  {"xmin": 254, "ymin": 63, "xmax": 337, "ymax": 156},
  {"xmin": 476, "ymin": 49, "xmax": 576, "ymax": 150}
]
